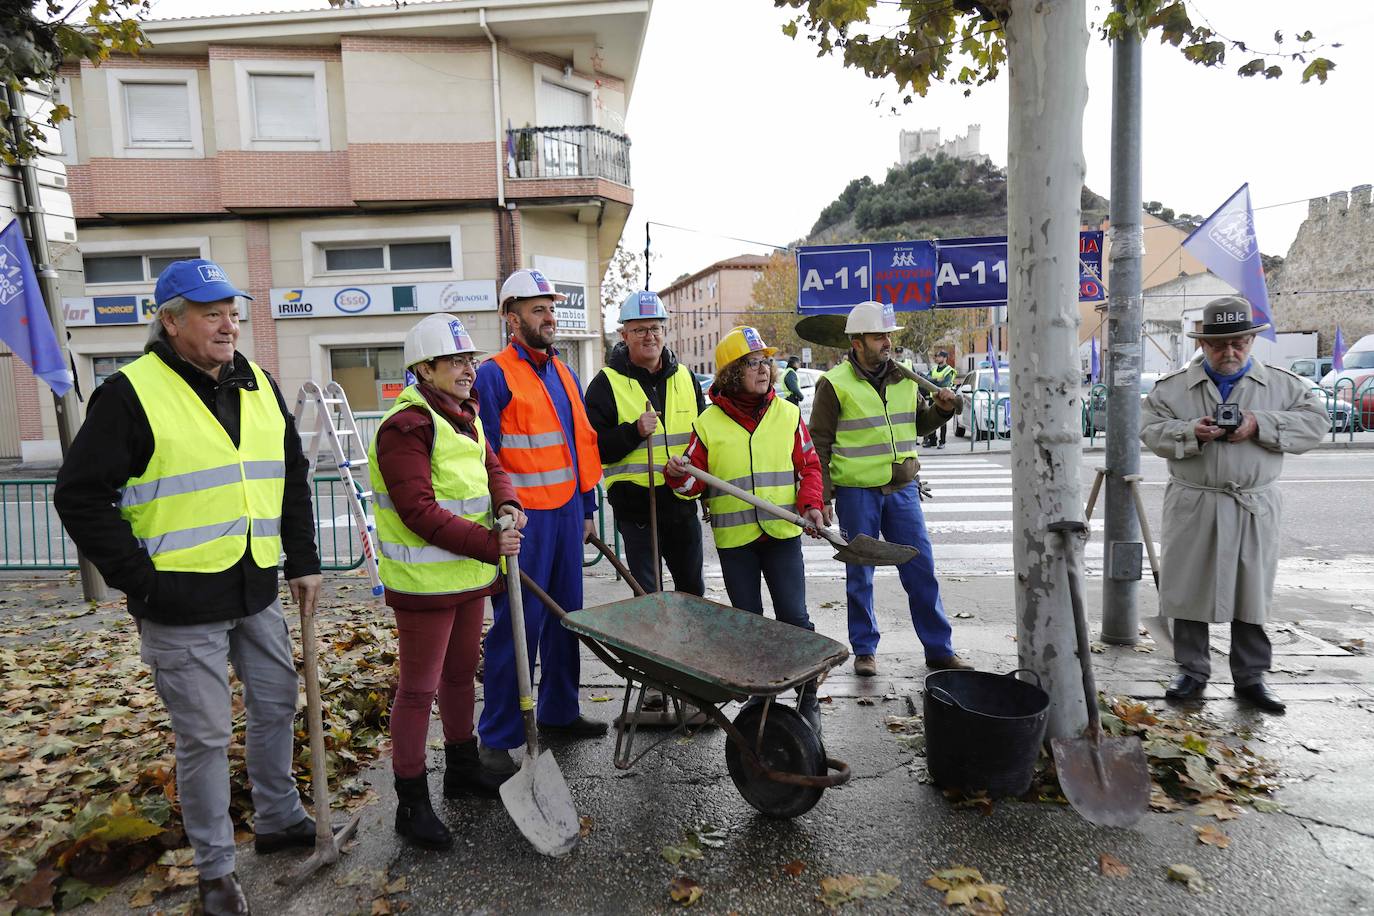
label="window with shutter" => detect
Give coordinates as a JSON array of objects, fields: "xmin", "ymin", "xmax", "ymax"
[
  {"xmin": 250, "ymin": 74, "xmax": 318, "ymax": 141},
  {"xmin": 124, "ymin": 82, "xmax": 192, "ymax": 146}
]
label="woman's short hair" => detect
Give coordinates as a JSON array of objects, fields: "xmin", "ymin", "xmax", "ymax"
[{"xmin": 716, "ymin": 356, "xmax": 777, "ymax": 395}]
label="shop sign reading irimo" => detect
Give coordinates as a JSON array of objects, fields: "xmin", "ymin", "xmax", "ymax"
[{"xmin": 271, "ymin": 280, "xmax": 497, "ymax": 319}]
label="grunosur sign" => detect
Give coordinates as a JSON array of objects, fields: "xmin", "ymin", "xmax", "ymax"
[
  {"xmin": 270, "ymin": 279, "xmax": 497, "ymax": 319},
  {"xmin": 795, "ymin": 231, "xmax": 1104, "ymax": 314}
]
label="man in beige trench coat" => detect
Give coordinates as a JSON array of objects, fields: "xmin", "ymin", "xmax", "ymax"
[{"xmin": 1141, "ymin": 296, "xmax": 1328, "ymax": 713}]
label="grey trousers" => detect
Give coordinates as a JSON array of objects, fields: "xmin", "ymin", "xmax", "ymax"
[
  {"xmin": 139, "ymin": 599, "xmax": 305, "ymax": 880},
  {"xmin": 1172, "ymin": 618, "xmax": 1273, "ymax": 688}
]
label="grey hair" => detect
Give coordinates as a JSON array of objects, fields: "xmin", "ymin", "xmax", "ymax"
[{"xmin": 145, "ymin": 295, "xmax": 192, "ymax": 351}]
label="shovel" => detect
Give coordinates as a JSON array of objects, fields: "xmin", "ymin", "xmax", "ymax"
[
  {"xmin": 1048, "ymin": 520, "xmax": 1150, "ymax": 829},
  {"xmin": 495, "ymin": 515, "xmax": 580, "ymax": 857},
  {"xmin": 276, "ymin": 594, "xmax": 364, "ymax": 887},
  {"xmin": 679, "ymin": 464, "xmax": 918, "ymax": 566}
]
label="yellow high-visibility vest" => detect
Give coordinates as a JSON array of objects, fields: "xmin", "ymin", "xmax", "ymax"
[
  {"xmin": 823, "ymin": 361, "xmax": 919, "ymax": 488},
  {"xmin": 119, "ymin": 353, "xmax": 285, "ymax": 572},
  {"xmin": 369, "ymin": 386, "xmax": 498, "ymax": 596},
  {"xmin": 599, "ymin": 364, "xmax": 698, "ymax": 488},
  {"xmin": 693, "ymin": 399, "xmax": 801, "ymax": 548}
]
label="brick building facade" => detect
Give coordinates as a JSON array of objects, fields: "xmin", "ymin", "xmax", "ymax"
[
  {"xmin": 8, "ymin": 0, "xmax": 647, "ymax": 461},
  {"xmin": 661, "ymin": 255, "xmax": 769, "ymax": 376}
]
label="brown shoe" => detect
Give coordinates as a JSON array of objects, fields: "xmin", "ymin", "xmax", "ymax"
[
  {"xmin": 199, "ymin": 872, "xmax": 249, "ymax": 916},
  {"xmin": 853, "ymin": 654, "xmax": 878, "ymax": 677},
  {"xmin": 927, "ymin": 655, "xmax": 973, "ymax": 671}
]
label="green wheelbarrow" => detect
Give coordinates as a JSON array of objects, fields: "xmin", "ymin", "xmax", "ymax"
[{"xmin": 520, "ymin": 540, "xmax": 853, "ymax": 819}]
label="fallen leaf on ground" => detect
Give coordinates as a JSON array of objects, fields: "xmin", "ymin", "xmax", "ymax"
[
  {"xmin": 783, "ymin": 860, "xmax": 805, "ymax": 877},
  {"xmin": 819, "ymin": 872, "xmax": 901, "ymax": 909},
  {"xmin": 1194, "ymin": 824, "xmax": 1231, "ymax": 849},
  {"xmin": 1166, "ymin": 863, "xmax": 1205, "ymax": 893},
  {"xmin": 1133, "ymin": 644, "xmax": 1155, "ymax": 653},
  {"xmin": 1249, "ymin": 798, "xmax": 1285, "ymax": 814},
  {"xmin": 953, "ymin": 612, "xmax": 974, "ymax": 619},
  {"xmin": 371, "ymin": 897, "xmax": 392, "ymax": 915},
  {"xmin": 923, "ymin": 865, "xmax": 1005, "ymax": 911},
  {"xmin": 589, "ymin": 696, "xmax": 612, "ymax": 703},
  {"xmin": 1098, "ymin": 853, "xmax": 1130, "ymax": 878},
  {"xmin": 1193, "ymin": 797, "xmax": 1241, "ymax": 821},
  {"xmin": 578, "ymin": 815, "xmax": 594, "ymax": 838},
  {"xmin": 668, "ymin": 876, "xmax": 703, "ymax": 907},
  {"xmin": 856, "ymin": 697, "xmax": 876, "ymax": 706}
]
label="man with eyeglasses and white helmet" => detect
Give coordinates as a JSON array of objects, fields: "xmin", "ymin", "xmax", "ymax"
[
  {"xmin": 808, "ymin": 300, "xmax": 971, "ymax": 678},
  {"xmin": 585, "ymin": 291, "xmax": 707, "ymax": 603},
  {"xmin": 472, "ymin": 269, "xmax": 606, "ymax": 779}
]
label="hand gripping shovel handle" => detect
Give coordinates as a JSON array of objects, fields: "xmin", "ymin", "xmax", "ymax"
[
  {"xmin": 678, "ymin": 463, "xmax": 847, "ymax": 551},
  {"xmin": 498, "ymin": 515, "xmax": 540, "ymax": 759}
]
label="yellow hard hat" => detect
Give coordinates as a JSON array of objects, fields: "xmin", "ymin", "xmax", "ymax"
[{"xmin": 714, "ymin": 326, "xmax": 776, "ymax": 370}]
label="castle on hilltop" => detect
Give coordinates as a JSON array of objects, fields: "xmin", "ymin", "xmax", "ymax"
[{"xmin": 899, "ymin": 124, "xmax": 990, "ymax": 167}]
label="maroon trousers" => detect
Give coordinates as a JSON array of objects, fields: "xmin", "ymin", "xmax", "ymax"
[{"xmin": 390, "ymin": 596, "xmax": 485, "ymax": 778}]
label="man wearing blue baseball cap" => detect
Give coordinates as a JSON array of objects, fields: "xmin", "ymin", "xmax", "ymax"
[{"xmin": 55, "ymin": 258, "xmax": 324, "ymax": 916}]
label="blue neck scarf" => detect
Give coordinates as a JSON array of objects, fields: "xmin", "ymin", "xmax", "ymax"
[{"xmin": 1203, "ymin": 359, "xmax": 1252, "ymax": 402}]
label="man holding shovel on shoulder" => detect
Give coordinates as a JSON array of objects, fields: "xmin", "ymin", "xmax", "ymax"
[
  {"xmin": 53, "ymin": 259, "xmax": 323, "ymax": 916},
  {"xmin": 808, "ymin": 300, "xmax": 971, "ymax": 678}
]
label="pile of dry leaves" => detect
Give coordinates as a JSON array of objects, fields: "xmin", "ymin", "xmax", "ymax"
[{"xmin": 0, "ymin": 592, "xmax": 397, "ymax": 912}]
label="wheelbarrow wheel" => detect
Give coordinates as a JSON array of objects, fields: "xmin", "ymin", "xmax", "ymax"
[{"xmin": 725, "ymin": 703, "xmax": 825, "ymax": 819}]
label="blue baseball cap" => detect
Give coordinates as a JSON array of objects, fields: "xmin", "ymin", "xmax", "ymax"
[{"xmin": 153, "ymin": 258, "xmax": 253, "ymax": 307}]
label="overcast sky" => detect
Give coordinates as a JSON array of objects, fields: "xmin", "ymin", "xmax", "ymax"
[{"xmin": 146, "ymin": 0, "xmax": 1373, "ymax": 289}]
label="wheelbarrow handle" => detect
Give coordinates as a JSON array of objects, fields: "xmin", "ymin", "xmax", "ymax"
[
  {"xmin": 678, "ymin": 463, "xmax": 845, "ymax": 549},
  {"xmin": 586, "ymin": 533, "xmax": 648, "ymax": 597}
]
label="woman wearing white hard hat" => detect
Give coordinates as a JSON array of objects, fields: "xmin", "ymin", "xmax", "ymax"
[
  {"xmin": 664, "ymin": 326, "xmax": 828, "ymax": 733},
  {"xmin": 367, "ymin": 313, "xmax": 527, "ymax": 850}
]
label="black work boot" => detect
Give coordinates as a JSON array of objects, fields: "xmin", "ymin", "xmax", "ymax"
[
  {"xmin": 394, "ymin": 774, "xmax": 453, "ymax": 850},
  {"xmin": 443, "ymin": 738, "xmax": 509, "ymax": 799}
]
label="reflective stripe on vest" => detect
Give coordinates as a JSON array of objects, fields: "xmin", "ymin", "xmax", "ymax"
[
  {"xmin": 368, "ymin": 385, "xmax": 499, "ymax": 596},
  {"xmin": 930, "ymin": 364, "xmax": 957, "ymax": 386},
  {"xmin": 823, "ymin": 361, "xmax": 919, "ymax": 488},
  {"xmin": 692, "ymin": 399, "xmax": 801, "ymax": 548},
  {"xmin": 599, "ymin": 364, "xmax": 699, "ymax": 487},
  {"xmin": 490, "ymin": 345, "xmax": 601, "ymax": 510},
  {"xmin": 119, "ymin": 353, "xmax": 285, "ymax": 573}
]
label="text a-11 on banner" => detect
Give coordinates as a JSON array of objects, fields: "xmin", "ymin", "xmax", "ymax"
[{"xmin": 795, "ymin": 231, "xmax": 1104, "ymax": 314}]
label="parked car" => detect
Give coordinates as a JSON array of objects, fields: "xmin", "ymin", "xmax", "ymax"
[
  {"xmin": 1290, "ymin": 356, "xmax": 1334, "ymax": 382},
  {"xmin": 1319, "ymin": 336, "xmax": 1374, "ymax": 392},
  {"xmin": 1084, "ymin": 372, "xmax": 1161, "ymax": 434},
  {"xmin": 954, "ymin": 367, "xmax": 1011, "ymax": 440},
  {"xmin": 1324, "ymin": 370, "xmax": 1374, "ymax": 431},
  {"xmin": 694, "ymin": 372, "xmax": 713, "ymax": 394},
  {"xmin": 775, "ymin": 367, "xmax": 822, "ymax": 423}
]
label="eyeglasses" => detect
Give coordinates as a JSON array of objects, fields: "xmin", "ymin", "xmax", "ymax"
[
  {"xmin": 626, "ymin": 324, "xmax": 666, "ymax": 338},
  {"xmin": 1200, "ymin": 338, "xmax": 1252, "ymax": 353},
  {"xmin": 437, "ymin": 355, "xmax": 479, "ymax": 369},
  {"xmin": 742, "ymin": 357, "xmax": 771, "ymax": 370}
]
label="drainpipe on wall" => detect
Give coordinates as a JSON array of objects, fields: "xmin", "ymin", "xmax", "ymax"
[{"xmin": 480, "ymin": 9, "xmax": 505, "ymax": 210}]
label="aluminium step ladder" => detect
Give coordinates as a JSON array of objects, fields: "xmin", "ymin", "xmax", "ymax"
[{"xmin": 293, "ymin": 381, "xmax": 384, "ymax": 597}]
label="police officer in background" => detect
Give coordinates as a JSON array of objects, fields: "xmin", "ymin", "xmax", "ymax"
[
  {"xmin": 585, "ymin": 290, "xmax": 706, "ymax": 599},
  {"xmin": 923, "ymin": 349, "xmax": 958, "ymax": 449},
  {"xmin": 54, "ymin": 259, "xmax": 322, "ymax": 916}
]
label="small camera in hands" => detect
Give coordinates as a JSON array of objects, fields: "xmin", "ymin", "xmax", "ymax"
[{"xmin": 1213, "ymin": 402, "xmax": 1243, "ymax": 434}]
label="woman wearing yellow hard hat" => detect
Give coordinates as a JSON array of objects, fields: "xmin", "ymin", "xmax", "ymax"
[{"xmin": 664, "ymin": 326, "xmax": 828, "ymax": 733}]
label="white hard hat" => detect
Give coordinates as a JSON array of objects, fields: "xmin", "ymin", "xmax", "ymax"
[
  {"xmin": 403, "ymin": 313, "xmax": 483, "ymax": 369},
  {"xmin": 499, "ymin": 268, "xmax": 566, "ymax": 306},
  {"xmin": 844, "ymin": 300, "xmax": 899, "ymax": 335},
  {"xmin": 618, "ymin": 290, "xmax": 668, "ymax": 322}
]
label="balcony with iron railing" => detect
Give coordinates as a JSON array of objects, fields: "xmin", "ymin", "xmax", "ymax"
[{"xmin": 508, "ymin": 125, "xmax": 631, "ymax": 185}]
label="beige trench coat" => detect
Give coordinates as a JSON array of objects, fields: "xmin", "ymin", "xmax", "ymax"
[{"xmin": 1140, "ymin": 357, "xmax": 1328, "ymax": 625}]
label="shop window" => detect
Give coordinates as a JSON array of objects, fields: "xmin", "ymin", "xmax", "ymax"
[
  {"xmin": 93, "ymin": 354, "xmax": 138, "ymax": 388},
  {"xmin": 84, "ymin": 251, "xmax": 198, "ymax": 285},
  {"xmin": 330, "ymin": 346, "xmax": 405, "ymax": 412},
  {"xmin": 322, "ymin": 240, "xmax": 452, "ymax": 274}
]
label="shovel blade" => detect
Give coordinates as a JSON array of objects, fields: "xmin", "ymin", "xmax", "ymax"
[
  {"xmin": 1051, "ymin": 735, "xmax": 1150, "ymax": 829},
  {"xmin": 499, "ymin": 749, "xmax": 580, "ymax": 857},
  {"xmin": 832, "ymin": 534, "xmax": 919, "ymax": 567},
  {"xmin": 1142, "ymin": 614, "xmax": 1174, "ymax": 652}
]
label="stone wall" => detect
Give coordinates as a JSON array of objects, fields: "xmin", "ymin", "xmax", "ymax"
[{"xmin": 1269, "ymin": 185, "xmax": 1374, "ymax": 354}]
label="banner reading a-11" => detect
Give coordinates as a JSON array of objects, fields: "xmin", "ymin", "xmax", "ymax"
[{"xmin": 795, "ymin": 231, "xmax": 1104, "ymax": 314}]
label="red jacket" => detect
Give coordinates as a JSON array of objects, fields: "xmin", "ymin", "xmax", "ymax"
[
  {"xmin": 663, "ymin": 387, "xmax": 824, "ymax": 520},
  {"xmin": 375, "ymin": 387, "xmax": 519, "ymax": 611}
]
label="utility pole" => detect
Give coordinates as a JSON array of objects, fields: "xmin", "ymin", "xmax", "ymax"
[
  {"xmin": 1100, "ymin": 10, "xmax": 1144, "ymax": 645},
  {"xmin": 1006, "ymin": 0, "xmax": 1090, "ymax": 740},
  {"xmin": 6, "ymin": 86, "xmax": 107, "ymax": 602}
]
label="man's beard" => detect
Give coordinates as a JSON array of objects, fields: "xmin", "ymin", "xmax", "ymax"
[{"xmin": 516, "ymin": 316, "xmax": 556, "ymax": 351}]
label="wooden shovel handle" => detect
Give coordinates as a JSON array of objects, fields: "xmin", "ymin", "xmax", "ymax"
[{"xmin": 678, "ymin": 463, "xmax": 847, "ymax": 550}]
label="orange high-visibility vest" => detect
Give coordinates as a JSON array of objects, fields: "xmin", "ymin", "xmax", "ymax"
[{"xmin": 490, "ymin": 345, "xmax": 601, "ymax": 510}]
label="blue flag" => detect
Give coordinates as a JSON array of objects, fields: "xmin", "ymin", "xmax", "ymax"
[
  {"xmin": 987, "ymin": 329, "xmax": 999, "ymax": 390},
  {"xmin": 1334, "ymin": 326, "xmax": 1346, "ymax": 372},
  {"xmin": 1181, "ymin": 183, "xmax": 1276, "ymax": 342},
  {"xmin": 0, "ymin": 220, "xmax": 71, "ymax": 396},
  {"xmin": 1090, "ymin": 335, "xmax": 1100, "ymax": 384}
]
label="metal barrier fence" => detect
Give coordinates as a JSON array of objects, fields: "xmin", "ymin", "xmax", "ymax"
[{"xmin": 0, "ymin": 477, "xmax": 619, "ymax": 574}]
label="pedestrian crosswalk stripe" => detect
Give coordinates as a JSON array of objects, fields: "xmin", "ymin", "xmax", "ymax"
[
  {"xmin": 928, "ymin": 487, "xmax": 1013, "ymax": 497},
  {"xmin": 920, "ymin": 502, "xmax": 1013, "ymax": 513}
]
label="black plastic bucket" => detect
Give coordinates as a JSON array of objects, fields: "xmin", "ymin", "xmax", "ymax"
[{"xmin": 923, "ymin": 668, "xmax": 1050, "ymax": 798}]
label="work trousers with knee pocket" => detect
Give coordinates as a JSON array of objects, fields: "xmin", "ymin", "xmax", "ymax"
[{"xmin": 138, "ymin": 599, "xmax": 306, "ymax": 880}]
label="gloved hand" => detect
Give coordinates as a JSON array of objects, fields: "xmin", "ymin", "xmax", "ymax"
[{"xmin": 916, "ymin": 478, "xmax": 933, "ymax": 502}]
